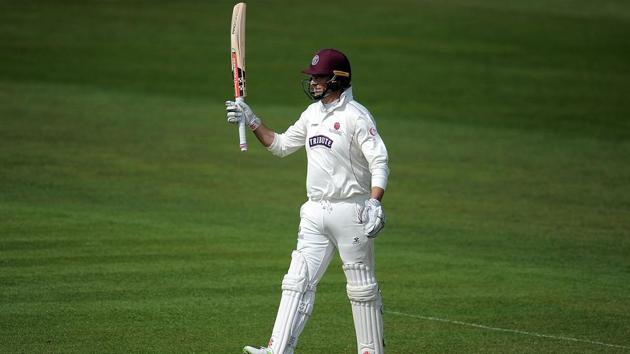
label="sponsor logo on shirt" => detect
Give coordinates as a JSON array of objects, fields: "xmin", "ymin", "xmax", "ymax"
[{"xmin": 309, "ymin": 135, "xmax": 333, "ymax": 149}]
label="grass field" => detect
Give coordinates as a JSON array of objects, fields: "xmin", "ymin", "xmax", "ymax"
[{"xmin": 1, "ymin": 0, "xmax": 630, "ymax": 353}]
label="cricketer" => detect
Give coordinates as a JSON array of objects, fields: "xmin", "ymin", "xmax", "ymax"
[{"xmin": 226, "ymin": 48, "xmax": 389, "ymax": 354}]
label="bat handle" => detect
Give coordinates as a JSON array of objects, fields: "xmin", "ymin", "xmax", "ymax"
[
  {"xmin": 238, "ymin": 121, "xmax": 247, "ymax": 151},
  {"xmin": 236, "ymin": 97, "xmax": 248, "ymax": 151}
]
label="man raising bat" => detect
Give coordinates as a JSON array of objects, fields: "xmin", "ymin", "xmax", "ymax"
[{"xmin": 226, "ymin": 48, "xmax": 389, "ymax": 354}]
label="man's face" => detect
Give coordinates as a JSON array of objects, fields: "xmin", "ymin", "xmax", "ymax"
[{"xmin": 309, "ymin": 75, "xmax": 331, "ymax": 97}]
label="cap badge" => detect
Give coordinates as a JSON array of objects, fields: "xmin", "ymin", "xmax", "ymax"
[{"xmin": 311, "ymin": 55, "xmax": 319, "ymax": 65}]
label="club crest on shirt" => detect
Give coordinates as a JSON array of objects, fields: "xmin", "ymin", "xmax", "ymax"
[
  {"xmin": 309, "ymin": 135, "xmax": 333, "ymax": 149},
  {"xmin": 329, "ymin": 122, "xmax": 344, "ymax": 135}
]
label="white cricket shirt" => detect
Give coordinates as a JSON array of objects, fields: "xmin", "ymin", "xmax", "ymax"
[{"xmin": 268, "ymin": 87, "xmax": 389, "ymax": 201}]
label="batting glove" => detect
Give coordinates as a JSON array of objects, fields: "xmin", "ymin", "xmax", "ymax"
[
  {"xmin": 360, "ymin": 198, "xmax": 385, "ymax": 238},
  {"xmin": 225, "ymin": 100, "xmax": 261, "ymax": 131}
]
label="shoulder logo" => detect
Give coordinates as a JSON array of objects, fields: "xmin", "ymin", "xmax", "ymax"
[
  {"xmin": 309, "ymin": 135, "xmax": 333, "ymax": 149},
  {"xmin": 311, "ymin": 55, "xmax": 319, "ymax": 65},
  {"xmin": 369, "ymin": 127, "xmax": 377, "ymax": 136}
]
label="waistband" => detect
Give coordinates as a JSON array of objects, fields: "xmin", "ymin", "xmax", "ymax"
[{"xmin": 308, "ymin": 194, "xmax": 369, "ymax": 204}]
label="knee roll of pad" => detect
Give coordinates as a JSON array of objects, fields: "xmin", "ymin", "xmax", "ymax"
[
  {"xmin": 343, "ymin": 263, "xmax": 380, "ymax": 302},
  {"xmin": 283, "ymin": 250, "xmax": 316, "ymax": 317},
  {"xmin": 281, "ymin": 250, "xmax": 309, "ymax": 293}
]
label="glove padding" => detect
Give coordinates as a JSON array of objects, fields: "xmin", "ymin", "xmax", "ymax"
[
  {"xmin": 225, "ymin": 100, "xmax": 261, "ymax": 131},
  {"xmin": 360, "ymin": 198, "xmax": 385, "ymax": 238}
]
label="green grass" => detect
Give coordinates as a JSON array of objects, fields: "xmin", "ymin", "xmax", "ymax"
[{"xmin": 1, "ymin": 0, "xmax": 630, "ymax": 353}]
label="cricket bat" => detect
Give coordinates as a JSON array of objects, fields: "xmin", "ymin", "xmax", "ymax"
[{"xmin": 231, "ymin": 2, "xmax": 247, "ymax": 151}]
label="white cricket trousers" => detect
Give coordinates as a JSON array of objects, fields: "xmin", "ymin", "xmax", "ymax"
[{"xmin": 297, "ymin": 195, "xmax": 376, "ymax": 279}]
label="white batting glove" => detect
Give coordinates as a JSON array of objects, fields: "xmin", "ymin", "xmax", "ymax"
[
  {"xmin": 360, "ymin": 198, "xmax": 385, "ymax": 238},
  {"xmin": 225, "ymin": 100, "xmax": 261, "ymax": 131}
]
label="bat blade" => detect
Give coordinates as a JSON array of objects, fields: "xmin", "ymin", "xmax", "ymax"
[{"xmin": 230, "ymin": 2, "xmax": 248, "ymax": 151}]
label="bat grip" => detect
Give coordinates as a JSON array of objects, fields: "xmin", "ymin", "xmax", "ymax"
[{"xmin": 236, "ymin": 97, "xmax": 248, "ymax": 151}]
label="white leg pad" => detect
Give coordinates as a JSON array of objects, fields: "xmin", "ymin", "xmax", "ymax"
[
  {"xmin": 343, "ymin": 263, "xmax": 384, "ymax": 354},
  {"xmin": 269, "ymin": 251, "xmax": 316, "ymax": 354}
]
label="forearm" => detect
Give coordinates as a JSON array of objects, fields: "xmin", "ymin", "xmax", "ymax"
[
  {"xmin": 370, "ymin": 186, "xmax": 384, "ymax": 202},
  {"xmin": 252, "ymin": 123, "xmax": 275, "ymax": 147}
]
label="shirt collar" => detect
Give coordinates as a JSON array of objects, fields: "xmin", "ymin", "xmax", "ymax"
[{"xmin": 318, "ymin": 87, "xmax": 353, "ymax": 113}]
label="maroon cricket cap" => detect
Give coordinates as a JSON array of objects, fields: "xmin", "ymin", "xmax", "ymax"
[{"xmin": 302, "ymin": 48, "xmax": 351, "ymax": 79}]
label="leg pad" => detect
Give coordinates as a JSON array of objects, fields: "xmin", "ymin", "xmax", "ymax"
[
  {"xmin": 269, "ymin": 251, "xmax": 316, "ymax": 354},
  {"xmin": 343, "ymin": 263, "xmax": 384, "ymax": 354}
]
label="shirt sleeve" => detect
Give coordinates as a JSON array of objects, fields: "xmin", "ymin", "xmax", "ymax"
[
  {"xmin": 355, "ymin": 115, "xmax": 389, "ymax": 190},
  {"xmin": 267, "ymin": 113, "xmax": 307, "ymax": 158}
]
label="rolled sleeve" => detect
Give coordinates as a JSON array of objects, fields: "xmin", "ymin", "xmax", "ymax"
[{"xmin": 356, "ymin": 116, "xmax": 389, "ymax": 190}]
